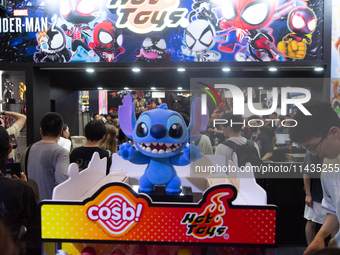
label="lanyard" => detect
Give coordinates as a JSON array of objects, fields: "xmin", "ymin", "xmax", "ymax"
[{"xmin": 251, "ymin": 131, "xmax": 261, "ymax": 141}]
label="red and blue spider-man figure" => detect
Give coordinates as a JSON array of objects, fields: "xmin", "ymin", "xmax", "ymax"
[
  {"xmin": 214, "ymin": 0, "xmax": 286, "ymax": 61},
  {"xmin": 88, "ymin": 19, "xmax": 125, "ymax": 62}
]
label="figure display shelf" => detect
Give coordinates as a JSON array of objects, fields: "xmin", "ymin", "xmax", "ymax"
[
  {"xmin": 52, "ymin": 152, "xmax": 267, "ymax": 205},
  {"xmin": 1, "ymin": 101, "xmax": 26, "ymax": 105},
  {"xmin": 41, "ymin": 152, "xmax": 274, "ymax": 249},
  {"xmin": 1, "ymin": 78, "xmax": 26, "ymax": 104}
]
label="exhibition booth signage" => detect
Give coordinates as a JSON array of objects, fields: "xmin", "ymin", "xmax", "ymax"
[
  {"xmin": 40, "ymin": 183, "xmax": 277, "ymax": 245},
  {"xmin": 0, "ymin": 0, "xmax": 324, "ymax": 63}
]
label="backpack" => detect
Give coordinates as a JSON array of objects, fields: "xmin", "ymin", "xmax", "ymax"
[{"xmin": 222, "ymin": 140, "xmax": 263, "ymax": 167}]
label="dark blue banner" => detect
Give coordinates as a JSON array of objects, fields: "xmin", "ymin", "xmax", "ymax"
[{"xmin": 0, "ymin": 0, "xmax": 323, "ymax": 63}]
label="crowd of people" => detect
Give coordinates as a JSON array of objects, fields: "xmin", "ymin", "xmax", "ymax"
[
  {"xmin": 1, "ymin": 102, "xmax": 340, "ymax": 254},
  {"xmin": 0, "ymin": 111, "xmax": 121, "ymax": 254},
  {"xmin": 207, "ymin": 111, "xmax": 292, "ymax": 162}
]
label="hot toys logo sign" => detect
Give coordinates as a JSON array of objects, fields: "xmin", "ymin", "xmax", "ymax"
[
  {"xmin": 41, "ymin": 183, "xmax": 276, "ymax": 244},
  {"xmin": 87, "ymin": 193, "xmax": 143, "ymax": 237},
  {"xmin": 181, "ymin": 193, "xmax": 228, "ymax": 239},
  {"xmin": 106, "ymin": 0, "xmax": 188, "ymax": 33}
]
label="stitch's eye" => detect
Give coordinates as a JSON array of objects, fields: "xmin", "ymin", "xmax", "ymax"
[
  {"xmin": 169, "ymin": 123, "xmax": 183, "ymax": 138},
  {"xmin": 136, "ymin": 122, "xmax": 148, "ymax": 137}
]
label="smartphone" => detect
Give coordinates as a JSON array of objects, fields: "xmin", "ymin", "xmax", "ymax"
[
  {"xmin": 9, "ymin": 134, "xmax": 18, "ymax": 149},
  {"xmin": 3, "ymin": 163, "xmax": 21, "ymax": 177}
]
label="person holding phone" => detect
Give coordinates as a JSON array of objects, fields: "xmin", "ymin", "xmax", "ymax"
[
  {"xmin": 0, "ymin": 110, "xmax": 26, "ymax": 162},
  {"xmin": 0, "ymin": 126, "xmax": 39, "ymax": 254}
]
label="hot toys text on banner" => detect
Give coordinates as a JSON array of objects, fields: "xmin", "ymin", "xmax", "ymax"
[
  {"xmin": 0, "ymin": 0, "xmax": 323, "ymax": 63},
  {"xmin": 41, "ymin": 183, "xmax": 277, "ymax": 245}
]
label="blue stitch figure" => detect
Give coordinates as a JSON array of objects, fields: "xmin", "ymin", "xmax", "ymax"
[{"xmin": 117, "ymin": 94, "xmax": 209, "ymax": 194}]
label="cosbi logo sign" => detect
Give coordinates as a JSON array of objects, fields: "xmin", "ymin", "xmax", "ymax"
[
  {"xmin": 106, "ymin": 0, "xmax": 188, "ymax": 34},
  {"xmin": 87, "ymin": 193, "xmax": 143, "ymax": 237},
  {"xmin": 181, "ymin": 193, "xmax": 228, "ymax": 239},
  {"xmin": 200, "ymin": 84, "xmax": 311, "ymax": 116}
]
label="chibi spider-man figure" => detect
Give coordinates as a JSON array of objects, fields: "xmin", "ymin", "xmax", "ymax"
[
  {"xmin": 214, "ymin": 0, "xmax": 289, "ymax": 61},
  {"xmin": 277, "ymin": 7, "xmax": 317, "ymax": 60},
  {"xmin": 88, "ymin": 19, "xmax": 125, "ymax": 62},
  {"xmin": 60, "ymin": 0, "xmax": 98, "ymax": 53}
]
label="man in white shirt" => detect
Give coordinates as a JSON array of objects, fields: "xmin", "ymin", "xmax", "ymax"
[{"xmin": 289, "ymin": 101, "xmax": 340, "ymax": 254}]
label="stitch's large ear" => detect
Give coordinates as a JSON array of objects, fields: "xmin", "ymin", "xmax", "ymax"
[
  {"xmin": 118, "ymin": 94, "xmax": 135, "ymax": 139},
  {"xmin": 188, "ymin": 97, "xmax": 209, "ymax": 142}
]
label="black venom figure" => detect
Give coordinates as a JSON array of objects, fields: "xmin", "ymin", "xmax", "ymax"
[
  {"xmin": 34, "ymin": 24, "xmax": 72, "ymax": 63},
  {"xmin": 135, "ymin": 36, "xmax": 172, "ymax": 62}
]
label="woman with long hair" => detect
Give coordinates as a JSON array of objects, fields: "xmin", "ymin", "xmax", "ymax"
[
  {"xmin": 99, "ymin": 124, "xmax": 118, "ymax": 155},
  {"xmin": 57, "ymin": 124, "xmax": 71, "ymax": 152}
]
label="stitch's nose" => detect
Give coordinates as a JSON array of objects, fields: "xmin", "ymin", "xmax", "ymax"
[{"xmin": 150, "ymin": 124, "xmax": 166, "ymax": 139}]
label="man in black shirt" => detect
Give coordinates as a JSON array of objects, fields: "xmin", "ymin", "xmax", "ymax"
[
  {"xmin": 260, "ymin": 124, "xmax": 277, "ymax": 148},
  {"xmin": 270, "ymin": 112, "xmax": 278, "ymax": 132},
  {"xmin": 70, "ymin": 120, "xmax": 111, "ymax": 174},
  {"xmin": 246, "ymin": 115, "xmax": 273, "ymax": 160},
  {"xmin": 0, "ymin": 126, "xmax": 39, "ymax": 254}
]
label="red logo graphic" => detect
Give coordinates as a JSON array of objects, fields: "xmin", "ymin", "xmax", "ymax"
[
  {"xmin": 13, "ymin": 9, "xmax": 28, "ymax": 16},
  {"xmin": 181, "ymin": 193, "xmax": 228, "ymax": 239},
  {"xmin": 87, "ymin": 193, "xmax": 143, "ymax": 237}
]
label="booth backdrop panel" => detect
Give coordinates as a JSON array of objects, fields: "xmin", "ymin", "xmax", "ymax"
[
  {"xmin": 0, "ymin": 0, "xmax": 323, "ymax": 63},
  {"xmin": 331, "ymin": 0, "xmax": 340, "ymax": 114}
]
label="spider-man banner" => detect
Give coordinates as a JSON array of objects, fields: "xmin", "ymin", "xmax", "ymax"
[
  {"xmin": 0, "ymin": 0, "xmax": 323, "ymax": 63},
  {"xmin": 331, "ymin": 1, "xmax": 340, "ymax": 115}
]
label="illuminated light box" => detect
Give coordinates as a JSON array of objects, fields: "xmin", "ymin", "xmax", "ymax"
[{"xmin": 40, "ymin": 152, "xmax": 276, "ymax": 246}]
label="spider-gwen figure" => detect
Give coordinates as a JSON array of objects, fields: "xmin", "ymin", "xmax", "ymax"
[
  {"xmin": 182, "ymin": 19, "xmax": 220, "ymax": 62},
  {"xmin": 117, "ymin": 95, "xmax": 208, "ymax": 194},
  {"xmin": 182, "ymin": 0, "xmax": 220, "ymax": 62},
  {"xmin": 88, "ymin": 19, "xmax": 125, "ymax": 62},
  {"xmin": 213, "ymin": 0, "xmax": 296, "ymax": 61},
  {"xmin": 60, "ymin": 0, "xmax": 98, "ymax": 54},
  {"xmin": 277, "ymin": 7, "xmax": 317, "ymax": 60}
]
